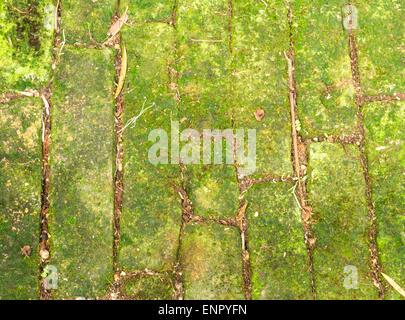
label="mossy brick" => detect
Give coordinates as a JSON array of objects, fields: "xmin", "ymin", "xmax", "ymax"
[
  {"xmin": 180, "ymin": 223, "xmax": 244, "ymax": 299},
  {"xmin": 232, "ymin": 0, "xmax": 292, "ymax": 177},
  {"xmin": 175, "ymin": 0, "xmax": 239, "ymax": 219},
  {"xmin": 246, "ymin": 183, "xmax": 312, "ymax": 300},
  {"xmin": 185, "ymin": 164, "xmax": 238, "ymax": 219},
  {"xmin": 177, "ymin": 0, "xmax": 231, "ymax": 131},
  {"xmin": 0, "ymin": 98, "xmax": 42, "ymax": 299},
  {"xmin": 122, "ymin": 273, "xmax": 174, "ymax": 300},
  {"xmin": 292, "ymin": 0, "xmax": 357, "ymax": 137},
  {"xmin": 0, "ymin": 0, "xmax": 54, "ymax": 93},
  {"xmin": 120, "ymin": 0, "xmax": 173, "ymax": 22},
  {"xmin": 119, "ymin": 23, "xmax": 182, "ymax": 272},
  {"xmin": 308, "ymin": 143, "xmax": 378, "ymax": 299},
  {"xmin": 61, "ymin": 0, "xmax": 116, "ymax": 44},
  {"xmin": 49, "ymin": 47, "xmax": 114, "ymax": 299},
  {"xmin": 356, "ymin": 0, "xmax": 405, "ymax": 95},
  {"xmin": 364, "ymin": 101, "xmax": 405, "ymax": 300}
]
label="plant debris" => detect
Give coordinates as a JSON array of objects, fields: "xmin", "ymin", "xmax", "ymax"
[
  {"xmin": 114, "ymin": 41, "xmax": 127, "ymax": 98},
  {"xmin": 254, "ymin": 109, "xmax": 265, "ymax": 121},
  {"xmin": 20, "ymin": 245, "xmax": 32, "ymax": 257}
]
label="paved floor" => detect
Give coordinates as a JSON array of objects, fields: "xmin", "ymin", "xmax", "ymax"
[{"xmin": 0, "ymin": 0, "xmax": 404, "ymax": 300}]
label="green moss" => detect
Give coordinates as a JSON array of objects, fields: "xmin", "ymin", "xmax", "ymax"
[
  {"xmin": 0, "ymin": 0, "xmax": 54, "ymax": 92},
  {"xmin": 0, "ymin": 98, "xmax": 42, "ymax": 299},
  {"xmin": 122, "ymin": 273, "xmax": 174, "ymax": 300},
  {"xmin": 49, "ymin": 47, "xmax": 114, "ymax": 299},
  {"xmin": 233, "ymin": 1, "xmax": 292, "ymax": 176},
  {"xmin": 308, "ymin": 143, "xmax": 378, "ymax": 299},
  {"xmin": 292, "ymin": 0, "xmax": 357, "ymax": 137},
  {"xmin": 176, "ymin": 1, "xmax": 238, "ymax": 219},
  {"xmin": 356, "ymin": 0, "xmax": 404, "ymax": 95},
  {"xmin": 120, "ymin": 0, "xmax": 173, "ymax": 22},
  {"xmin": 61, "ymin": 0, "xmax": 116, "ymax": 44},
  {"xmin": 118, "ymin": 23, "xmax": 182, "ymax": 272},
  {"xmin": 177, "ymin": 0, "xmax": 231, "ymax": 132},
  {"xmin": 246, "ymin": 183, "xmax": 312, "ymax": 299},
  {"xmin": 186, "ymin": 164, "xmax": 238, "ymax": 219},
  {"xmin": 180, "ymin": 223, "xmax": 244, "ymax": 299},
  {"xmin": 364, "ymin": 101, "xmax": 405, "ymax": 300}
]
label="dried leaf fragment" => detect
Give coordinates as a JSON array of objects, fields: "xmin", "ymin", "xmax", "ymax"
[
  {"xmin": 114, "ymin": 42, "xmax": 127, "ymax": 98},
  {"xmin": 40, "ymin": 249, "xmax": 50, "ymax": 260},
  {"xmin": 301, "ymin": 206, "xmax": 312, "ymax": 221},
  {"xmin": 254, "ymin": 109, "xmax": 265, "ymax": 121},
  {"xmin": 20, "ymin": 245, "xmax": 32, "ymax": 257},
  {"xmin": 108, "ymin": 8, "xmax": 128, "ymax": 37}
]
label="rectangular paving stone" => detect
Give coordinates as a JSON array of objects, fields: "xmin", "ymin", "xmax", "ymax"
[
  {"xmin": 185, "ymin": 165, "xmax": 239, "ymax": 219},
  {"xmin": 356, "ymin": 0, "xmax": 405, "ymax": 95},
  {"xmin": 121, "ymin": 272, "xmax": 175, "ymax": 300},
  {"xmin": 0, "ymin": 0, "xmax": 54, "ymax": 92},
  {"xmin": 119, "ymin": 24, "xmax": 182, "ymax": 272},
  {"xmin": 50, "ymin": 47, "xmax": 114, "ymax": 299},
  {"xmin": 0, "ymin": 98, "xmax": 42, "ymax": 299},
  {"xmin": 180, "ymin": 223, "xmax": 244, "ymax": 299},
  {"xmin": 233, "ymin": 0, "xmax": 292, "ymax": 176},
  {"xmin": 176, "ymin": 0, "xmax": 239, "ymax": 219},
  {"xmin": 308, "ymin": 143, "xmax": 378, "ymax": 299},
  {"xmin": 246, "ymin": 183, "xmax": 312, "ymax": 299},
  {"xmin": 364, "ymin": 101, "xmax": 405, "ymax": 300},
  {"xmin": 292, "ymin": 0, "xmax": 357, "ymax": 137},
  {"xmin": 177, "ymin": 0, "xmax": 231, "ymax": 131},
  {"xmin": 61, "ymin": 0, "xmax": 116, "ymax": 43}
]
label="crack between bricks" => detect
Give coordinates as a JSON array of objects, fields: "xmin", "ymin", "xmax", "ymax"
[
  {"xmin": 285, "ymin": 2, "xmax": 316, "ymax": 299},
  {"xmin": 347, "ymin": 21, "xmax": 385, "ymax": 298}
]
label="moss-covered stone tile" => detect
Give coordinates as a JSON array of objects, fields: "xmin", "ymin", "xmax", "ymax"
[
  {"xmin": 0, "ymin": 98, "xmax": 42, "ymax": 299},
  {"xmin": 292, "ymin": 0, "xmax": 357, "ymax": 137},
  {"xmin": 246, "ymin": 183, "xmax": 312, "ymax": 299},
  {"xmin": 0, "ymin": 0, "xmax": 54, "ymax": 92},
  {"xmin": 120, "ymin": 0, "xmax": 173, "ymax": 22},
  {"xmin": 364, "ymin": 101, "xmax": 405, "ymax": 300},
  {"xmin": 121, "ymin": 273, "xmax": 174, "ymax": 300},
  {"xmin": 177, "ymin": 0, "xmax": 231, "ymax": 131},
  {"xmin": 50, "ymin": 47, "xmax": 114, "ymax": 299},
  {"xmin": 185, "ymin": 165, "xmax": 238, "ymax": 219},
  {"xmin": 61, "ymin": 0, "xmax": 116, "ymax": 44},
  {"xmin": 175, "ymin": 0, "xmax": 239, "ymax": 219},
  {"xmin": 180, "ymin": 223, "xmax": 244, "ymax": 299},
  {"xmin": 233, "ymin": 1, "xmax": 292, "ymax": 176},
  {"xmin": 119, "ymin": 23, "xmax": 182, "ymax": 272},
  {"xmin": 356, "ymin": 0, "xmax": 405, "ymax": 95},
  {"xmin": 308, "ymin": 143, "xmax": 378, "ymax": 299}
]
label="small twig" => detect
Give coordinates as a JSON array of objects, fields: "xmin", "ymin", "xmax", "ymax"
[
  {"xmin": 8, "ymin": 0, "xmax": 32, "ymax": 14},
  {"xmin": 370, "ymin": 146, "xmax": 399, "ymax": 167},
  {"xmin": 289, "ymin": 182, "xmax": 302, "ymax": 210},
  {"xmin": 119, "ymin": 100, "xmax": 155, "ymax": 132},
  {"xmin": 58, "ymin": 29, "xmax": 66, "ymax": 59},
  {"xmin": 381, "ymin": 273, "xmax": 405, "ymax": 298}
]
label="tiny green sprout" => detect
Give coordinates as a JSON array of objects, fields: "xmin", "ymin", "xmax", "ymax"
[
  {"xmin": 42, "ymin": 265, "xmax": 51, "ymax": 278},
  {"xmin": 295, "ymin": 120, "xmax": 301, "ymax": 131}
]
